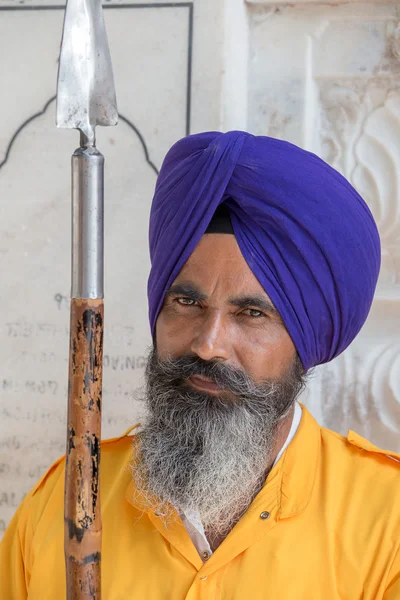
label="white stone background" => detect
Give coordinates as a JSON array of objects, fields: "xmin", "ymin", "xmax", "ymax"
[{"xmin": 0, "ymin": 0, "xmax": 399, "ymax": 538}]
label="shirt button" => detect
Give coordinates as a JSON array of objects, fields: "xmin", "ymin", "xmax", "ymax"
[
  {"xmin": 200, "ymin": 576, "xmax": 208, "ymax": 581},
  {"xmin": 260, "ymin": 511, "xmax": 270, "ymax": 520},
  {"xmin": 202, "ymin": 551, "xmax": 210, "ymax": 561}
]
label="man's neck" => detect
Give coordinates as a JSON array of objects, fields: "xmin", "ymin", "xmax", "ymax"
[{"xmin": 205, "ymin": 405, "xmax": 296, "ymax": 551}]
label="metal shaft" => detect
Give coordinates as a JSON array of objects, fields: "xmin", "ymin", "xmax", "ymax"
[
  {"xmin": 66, "ymin": 141, "xmax": 105, "ymax": 599},
  {"xmin": 71, "ymin": 147, "xmax": 104, "ymax": 299}
]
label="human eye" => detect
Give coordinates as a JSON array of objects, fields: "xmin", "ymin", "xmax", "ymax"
[
  {"xmin": 242, "ymin": 308, "xmax": 266, "ymax": 318},
  {"xmin": 176, "ymin": 297, "xmax": 198, "ymax": 306}
]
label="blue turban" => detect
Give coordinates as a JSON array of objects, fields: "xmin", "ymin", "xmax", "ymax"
[{"xmin": 148, "ymin": 131, "xmax": 380, "ymax": 371}]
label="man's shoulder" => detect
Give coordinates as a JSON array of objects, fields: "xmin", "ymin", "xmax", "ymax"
[
  {"xmin": 1, "ymin": 427, "xmax": 141, "ymax": 583},
  {"xmin": 321, "ymin": 424, "xmax": 400, "ymax": 468},
  {"xmin": 319, "ymin": 424, "xmax": 400, "ymax": 503}
]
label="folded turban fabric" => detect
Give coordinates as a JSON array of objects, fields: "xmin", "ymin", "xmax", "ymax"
[{"xmin": 148, "ymin": 131, "xmax": 381, "ymax": 371}]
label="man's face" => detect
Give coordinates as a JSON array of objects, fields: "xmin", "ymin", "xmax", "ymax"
[
  {"xmin": 156, "ymin": 233, "xmax": 297, "ymax": 383},
  {"xmin": 131, "ymin": 234, "xmax": 305, "ymax": 536}
]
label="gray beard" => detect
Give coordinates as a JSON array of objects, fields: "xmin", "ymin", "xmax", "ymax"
[{"xmin": 131, "ymin": 349, "xmax": 306, "ymax": 536}]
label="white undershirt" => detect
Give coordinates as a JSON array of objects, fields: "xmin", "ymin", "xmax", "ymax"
[{"xmin": 180, "ymin": 402, "xmax": 303, "ymax": 561}]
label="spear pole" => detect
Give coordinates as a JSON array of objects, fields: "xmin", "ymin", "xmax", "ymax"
[{"xmin": 56, "ymin": 0, "xmax": 118, "ymax": 597}]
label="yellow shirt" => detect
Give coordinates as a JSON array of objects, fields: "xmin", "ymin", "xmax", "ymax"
[{"xmin": 1, "ymin": 406, "xmax": 400, "ymax": 599}]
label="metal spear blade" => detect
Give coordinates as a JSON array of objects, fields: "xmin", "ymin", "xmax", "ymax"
[{"xmin": 56, "ymin": 0, "xmax": 118, "ymax": 146}]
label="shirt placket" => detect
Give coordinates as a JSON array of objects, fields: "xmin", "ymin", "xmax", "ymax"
[
  {"xmin": 184, "ymin": 473, "xmax": 282, "ymax": 599},
  {"xmin": 148, "ymin": 509, "xmax": 204, "ymax": 571}
]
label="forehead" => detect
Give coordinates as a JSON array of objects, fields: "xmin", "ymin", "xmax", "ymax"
[{"xmin": 175, "ymin": 233, "xmax": 268, "ymax": 296}]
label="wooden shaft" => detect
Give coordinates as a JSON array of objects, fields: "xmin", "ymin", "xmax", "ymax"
[{"xmin": 65, "ymin": 298, "xmax": 104, "ymax": 600}]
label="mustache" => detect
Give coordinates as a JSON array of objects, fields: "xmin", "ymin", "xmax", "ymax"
[
  {"xmin": 147, "ymin": 353, "xmax": 278, "ymax": 399},
  {"xmin": 145, "ymin": 350, "xmax": 307, "ymax": 420}
]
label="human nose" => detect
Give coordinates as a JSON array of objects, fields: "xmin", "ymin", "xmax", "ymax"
[{"xmin": 190, "ymin": 311, "xmax": 231, "ymax": 362}]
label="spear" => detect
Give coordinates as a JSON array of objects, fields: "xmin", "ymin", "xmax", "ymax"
[{"xmin": 56, "ymin": 0, "xmax": 118, "ymax": 597}]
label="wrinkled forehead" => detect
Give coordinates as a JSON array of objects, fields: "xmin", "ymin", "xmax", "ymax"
[
  {"xmin": 172, "ymin": 233, "xmax": 274, "ymax": 308},
  {"xmin": 170, "ymin": 203, "xmax": 248, "ymax": 291}
]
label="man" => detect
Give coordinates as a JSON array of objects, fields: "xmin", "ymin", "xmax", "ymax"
[{"xmin": 1, "ymin": 131, "xmax": 399, "ymax": 599}]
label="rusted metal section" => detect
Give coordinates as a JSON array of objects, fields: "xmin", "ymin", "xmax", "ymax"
[{"xmin": 65, "ymin": 298, "xmax": 104, "ymax": 600}]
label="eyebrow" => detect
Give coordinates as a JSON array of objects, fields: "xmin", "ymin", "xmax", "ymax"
[
  {"xmin": 166, "ymin": 283, "xmax": 208, "ymax": 302},
  {"xmin": 166, "ymin": 283, "xmax": 281, "ymax": 319},
  {"xmin": 228, "ymin": 294, "xmax": 282, "ymax": 319}
]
